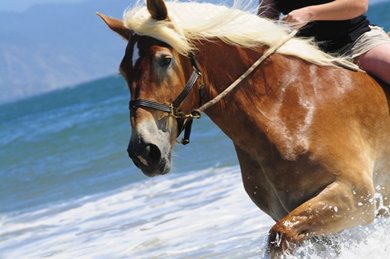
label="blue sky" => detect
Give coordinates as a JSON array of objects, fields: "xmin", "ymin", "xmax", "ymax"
[
  {"xmin": 1, "ymin": 0, "xmax": 388, "ymax": 12},
  {"xmin": 0, "ymin": 0, "xmax": 86, "ymax": 12}
]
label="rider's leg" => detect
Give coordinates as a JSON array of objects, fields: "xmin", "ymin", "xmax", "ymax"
[{"xmin": 356, "ymin": 43, "xmax": 390, "ymax": 85}]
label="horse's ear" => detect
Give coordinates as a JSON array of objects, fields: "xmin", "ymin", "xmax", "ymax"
[
  {"xmin": 147, "ymin": 0, "xmax": 168, "ymax": 20},
  {"xmin": 97, "ymin": 12, "xmax": 132, "ymax": 40}
]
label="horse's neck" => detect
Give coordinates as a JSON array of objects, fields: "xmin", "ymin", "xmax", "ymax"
[
  {"xmin": 197, "ymin": 42, "xmax": 270, "ymax": 149},
  {"xmin": 197, "ymin": 42, "xmax": 316, "ymax": 159}
]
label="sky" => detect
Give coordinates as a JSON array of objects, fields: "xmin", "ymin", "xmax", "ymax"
[
  {"xmin": 0, "ymin": 0, "xmax": 86, "ymax": 12},
  {"xmin": 0, "ymin": 0, "xmax": 388, "ymax": 12}
]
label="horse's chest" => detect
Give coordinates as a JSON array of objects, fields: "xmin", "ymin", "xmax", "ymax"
[
  {"xmin": 241, "ymin": 159, "xmax": 332, "ymax": 220},
  {"xmin": 241, "ymin": 168, "xmax": 290, "ymax": 220}
]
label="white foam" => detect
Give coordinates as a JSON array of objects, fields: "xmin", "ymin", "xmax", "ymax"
[{"xmin": 1, "ymin": 166, "xmax": 390, "ymax": 258}]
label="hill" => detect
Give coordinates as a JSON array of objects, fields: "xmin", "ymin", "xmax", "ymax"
[{"xmin": 0, "ymin": 0, "xmax": 129, "ymax": 103}]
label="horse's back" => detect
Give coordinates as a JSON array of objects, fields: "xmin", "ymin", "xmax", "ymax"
[
  {"xmin": 310, "ymin": 66, "xmax": 390, "ymax": 161},
  {"xmin": 307, "ymin": 65, "xmax": 390, "ymax": 202}
]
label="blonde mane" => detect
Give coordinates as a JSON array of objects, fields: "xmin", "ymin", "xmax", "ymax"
[{"xmin": 123, "ymin": 0, "xmax": 356, "ymax": 68}]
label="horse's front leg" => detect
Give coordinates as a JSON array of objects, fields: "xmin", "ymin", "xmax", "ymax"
[{"xmin": 268, "ymin": 178, "xmax": 376, "ymax": 257}]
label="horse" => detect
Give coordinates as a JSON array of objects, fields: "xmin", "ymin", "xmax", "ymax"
[{"xmin": 98, "ymin": 0, "xmax": 390, "ymax": 256}]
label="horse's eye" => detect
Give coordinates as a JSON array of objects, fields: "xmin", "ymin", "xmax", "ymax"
[{"xmin": 159, "ymin": 56, "xmax": 172, "ymax": 67}]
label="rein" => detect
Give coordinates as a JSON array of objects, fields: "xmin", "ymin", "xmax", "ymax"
[{"xmin": 130, "ymin": 30, "xmax": 298, "ymax": 145}]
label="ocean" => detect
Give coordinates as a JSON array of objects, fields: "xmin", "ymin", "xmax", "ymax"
[{"xmin": 1, "ymin": 1, "xmax": 390, "ymax": 258}]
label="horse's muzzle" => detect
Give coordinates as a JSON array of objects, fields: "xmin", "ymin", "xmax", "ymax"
[{"xmin": 127, "ymin": 141, "xmax": 169, "ymax": 177}]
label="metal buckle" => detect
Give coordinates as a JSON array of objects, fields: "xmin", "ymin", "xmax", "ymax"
[
  {"xmin": 168, "ymin": 104, "xmax": 180, "ymax": 119},
  {"xmin": 168, "ymin": 104, "xmax": 202, "ymax": 120}
]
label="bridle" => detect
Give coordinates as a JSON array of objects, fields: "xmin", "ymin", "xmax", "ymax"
[
  {"xmin": 129, "ymin": 30, "xmax": 299, "ymax": 145},
  {"xmin": 130, "ymin": 52, "xmax": 204, "ymax": 145}
]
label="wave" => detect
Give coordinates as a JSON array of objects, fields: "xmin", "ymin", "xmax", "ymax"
[{"xmin": 0, "ymin": 165, "xmax": 389, "ymax": 258}]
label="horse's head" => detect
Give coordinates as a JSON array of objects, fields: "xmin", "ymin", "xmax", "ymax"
[{"xmin": 98, "ymin": 0, "xmax": 202, "ymax": 177}]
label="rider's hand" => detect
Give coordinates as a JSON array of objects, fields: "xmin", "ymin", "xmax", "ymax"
[{"xmin": 284, "ymin": 7, "xmax": 315, "ymax": 29}]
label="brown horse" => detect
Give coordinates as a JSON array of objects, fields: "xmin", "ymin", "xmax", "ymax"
[{"xmin": 98, "ymin": 0, "xmax": 390, "ymax": 256}]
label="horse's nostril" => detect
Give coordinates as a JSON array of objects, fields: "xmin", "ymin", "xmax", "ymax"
[
  {"xmin": 127, "ymin": 140, "xmax": 168, "ymax": 176},
  {"xmin": 145, "ymin": 144, "xmax": 161, "ymax": 163},
  {"xmin": 143, "ymin": 145, "xmax": 151, "ymax": 157},
  {"xmin": 128, "ymin": 142, "xmax": 162, "ymax": 167}
]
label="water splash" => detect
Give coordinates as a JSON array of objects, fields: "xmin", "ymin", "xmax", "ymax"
[{"xmin": 1, "ymin": 166, "xmax": 390, "ymax": 258}]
